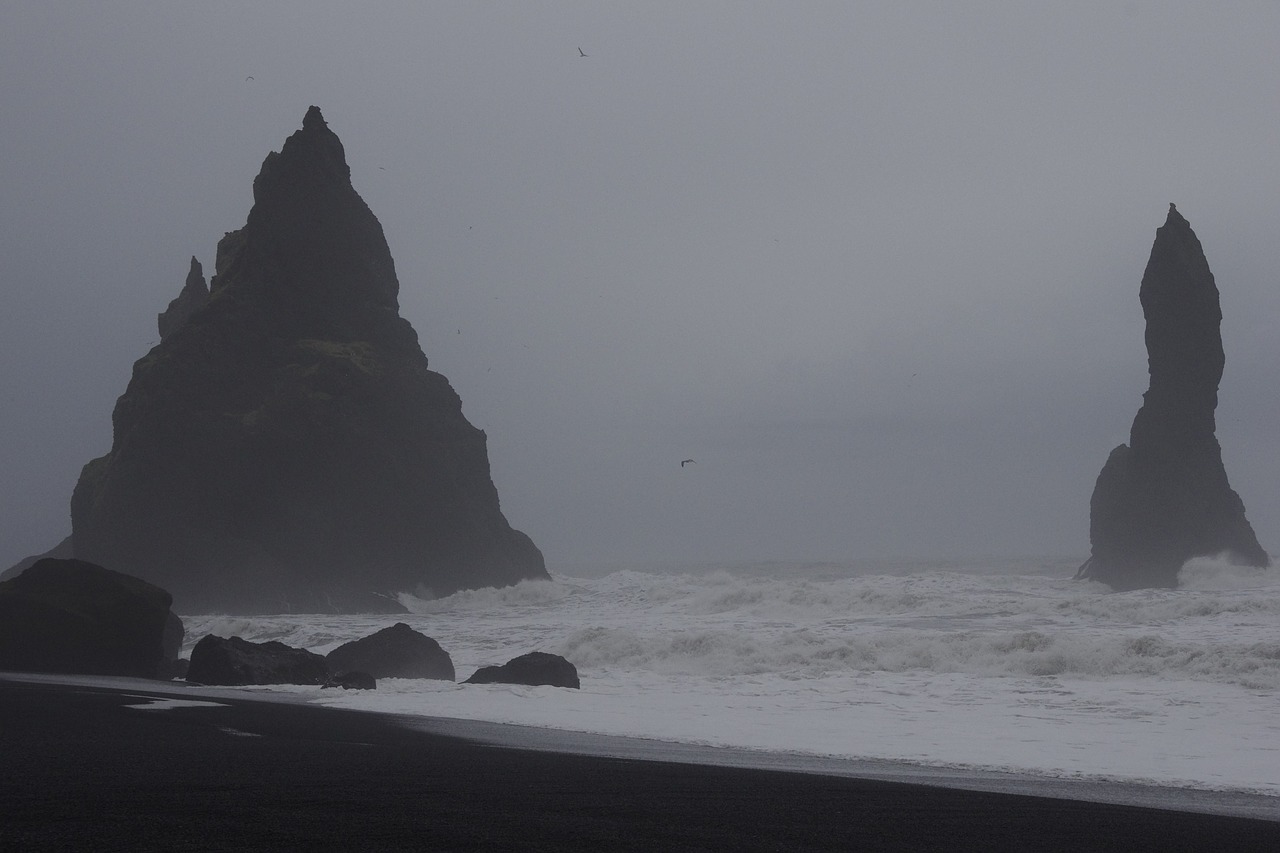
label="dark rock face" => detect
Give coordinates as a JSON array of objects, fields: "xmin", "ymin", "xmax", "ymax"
[
  {"xmin": 163, "ymin": 658, "xmax": 190, "ymax": 680},
  {"xmin": 0, "ymin": 558, "xmax": 179, "ymax": 679},
  {"xmin": 187, "ymin": 635, "xmax": 329, "ymax": 686},
  {"xmin": 0, "ymin": 535, "xmax": 74, "ymax": 582},
  {"xmin": 157, "ymin": 256, "xmax": 209, "ymax": 340},
  {"xmin": 1079, "ymin": 205, "xmax": 1270, "ymax": 590},
  {"xmin": 324, "ymin": 671, "xmax": 377, "ymax": 690},
  {"xmin": 464, "ymin": 651, "xmax": 580, "ymax": 689},
  {"xmin": 325, "ymin": 622, "xmax": 454, "ymax": 680},
  {"xmin": 70, "ymin": 106, "xmax": 546, "ymax": 613},
  {"xmin": 162, "ymin": 611, "xmax": 185, "ymax": 664}
]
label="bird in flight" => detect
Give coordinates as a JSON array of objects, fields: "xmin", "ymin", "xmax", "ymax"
[
  {"xmin": 245, "ymin": 76, "xmax": 254, "ymax": 82},
  {"xmin": 578, "ymin": 47, "xmax": 589, "ymax": 58},
  {"xmin": 681, "ymin": 459, "xmax": 695, "ymax": 468}
]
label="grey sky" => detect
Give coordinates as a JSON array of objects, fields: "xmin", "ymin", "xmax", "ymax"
[{"xmin": 2, "ymin": 2, "xmax": 1277, "ymax": 570}]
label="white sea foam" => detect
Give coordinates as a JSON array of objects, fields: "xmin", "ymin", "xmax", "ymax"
[
  {"xmin": 180, "ymin": 557, "xmax": 1280, "ymax": 796},
  {"xmin": 126, "ymin": 698, "xmax": 227, "ymax": 711}
]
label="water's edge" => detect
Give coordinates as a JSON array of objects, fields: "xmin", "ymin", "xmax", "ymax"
[{"xmin": 6, "ymin": 671, "xmax": 1277, "ymax": 823}]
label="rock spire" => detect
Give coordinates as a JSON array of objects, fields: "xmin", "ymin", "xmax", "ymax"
[
  {"xmin": 70, "ymin": 107, "xmax": 547, "ymax": 613},
  {"xmin": 157, "ymin": 256, "xmax": 209, "ymax": 339},
  {"xmin": 1078, "ymin": 205, "xmax": 1269, "ymax": 589}
]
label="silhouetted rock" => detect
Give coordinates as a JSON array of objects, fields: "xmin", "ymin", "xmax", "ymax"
[
  {"xmin": 0, "ymin": 535, "xmax": 74, "ymax": 582},
  {"xmin": 325, "ymin": 622, "xmax": 454, "ymax": 680},
  {"xmin": 69, "ymin": 106, "xmax": 547, "ymax": 613},
  {"xmin": 0, "ymin": 558, "xmax": 179, "ymax": 678},
  {"xmin": 187, "ymin": 635, "xmax": 328, "ymax": 686},
  {"xmin": 1078, "ymin": 205, "xmax": 1270, "ymax": 590},
  {"xmin": 157, "ymin": 256, "xmax": 209, "ymax": 340},
  {"xmin": 162, "ymin": 658, "xmax": 190, "ymax": 680},
  {"xmin": 162, "ymin": 610, "xmax": 184, "ymax": 664},
  {"xmin": 323, "ymin": 671, "xmax": 377, "ymax": 690},
  {"xmin": 464, "ymin": 651, "xmax": 579, "ymax": 689}
]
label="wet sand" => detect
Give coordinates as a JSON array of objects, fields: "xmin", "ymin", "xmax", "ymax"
[{"xmin": 2, "ymin": 675, "xmax": 1278, "ymax": 851}]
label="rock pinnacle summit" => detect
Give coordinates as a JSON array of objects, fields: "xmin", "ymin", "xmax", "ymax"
[
  {"xmin": 157, "ymin": 256, "xmax": 208, "ymax": 340},
  {"xmin": 68, "ymin": 107, "xmax": 547, "ymax": 613}
]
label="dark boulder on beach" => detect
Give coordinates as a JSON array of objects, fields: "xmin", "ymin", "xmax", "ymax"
[
  {"xmin": 187, "ymin": 635, "xmax": 329, "ymax": 686},
  {"xmin": 162, "ymin": 611, "xmax": 184, "ymax": 662},
  {"xmin": 163, "ymin": 658, "xmax": 190, "ymax": 680},
  {"xmin": 68, "ymin": 106, "xmax": 547, "ymax": 614},
  {"xmin": 0, "ymin": 558, "xmax": 180, "ymax": 679},
  {"xmin": 465, "ymin": 651, "xmax": 580, "ymax": 689},
  {"xmin": 323, "ymin": 671, "xmax": 377, "ymax": 690},
  {"xmin": 1078, "ymin": 205, "xmax": 1269, "ymax": 590},
  {"xmin": 325, "ymin": 622, "xmax": 454, "ymax": 681}
]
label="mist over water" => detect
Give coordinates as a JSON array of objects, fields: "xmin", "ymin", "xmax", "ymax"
[
  {"xmin": 184, "ymin": 555, "xmax": 1280, "ymax": 795},
  {"xmin": 4, "ymin": 4, "xmax": 1280, "ymax": 569}
]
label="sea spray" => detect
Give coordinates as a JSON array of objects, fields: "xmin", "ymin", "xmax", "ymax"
[{"xmin": 180, "ymin": 557, "xmax": 1280, "ymax": 793}]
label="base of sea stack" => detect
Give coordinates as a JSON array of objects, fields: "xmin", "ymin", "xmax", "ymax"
[{"xmin": 2, "ymin": 677, "xmax": 1277, "ymax": 852}]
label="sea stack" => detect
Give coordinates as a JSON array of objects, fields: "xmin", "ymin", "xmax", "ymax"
[
  {"xmin": 1078, "ymin": 205, "xmax": 1269, "ymax": 590},
  {"xmin": 70, "ymin": 106, "xmax": 547, "ymax": 613}
]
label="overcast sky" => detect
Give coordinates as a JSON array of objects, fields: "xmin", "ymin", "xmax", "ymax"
[{"xmin": 2, "ymin": 2, "xmax": 1277, "ymax": 571}]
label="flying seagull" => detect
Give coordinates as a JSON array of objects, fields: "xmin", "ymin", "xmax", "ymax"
[
  {"xmin": 578, "ymin": 47, "xmax": 589, "ymax": 58},
  {"xmin": 245, "ymin": 76, "xmax": 254, "ymax": 82},
  {"xmin": 680, "ymin": 459, "xmax": 695, "ymax": 468}
]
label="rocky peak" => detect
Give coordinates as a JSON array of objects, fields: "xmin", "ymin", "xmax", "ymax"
[
  {"xmin": 228, "ymin": 106, "xmax": 400, "ymax": 338},
  {"xmin": 157, "ymin": 256, "xmax": 209, "ymax": 339},
  {"xmin": 302, "ymin": 104, "xmax": 326, "ymax": 130},
  {"xmin": 69, "ymin": 108, "xmax": 546, "ymax": 613}
]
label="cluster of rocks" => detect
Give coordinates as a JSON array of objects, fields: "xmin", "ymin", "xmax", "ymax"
[
  {"xmin": 186, "ymin": 622, "xmax": 454, "ymax": 689},
  {"xmin": 0, "ymin": 558, "xmax": 579, "ymax": 691},
  {"xmin": 188, "ymin": 627, "xmax": 578, "ymax": 691}
]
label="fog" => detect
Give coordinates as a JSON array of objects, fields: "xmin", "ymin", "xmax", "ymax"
[{"xmin": 2, "ymin": 2, "xmax": 1277, "ymax": 570}]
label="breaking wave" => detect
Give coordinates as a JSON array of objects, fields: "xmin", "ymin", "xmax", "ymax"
[
  {"xmin": 556, "ymin": 625, "xmax": 1280, "ymax": 689},
  {"xmin": 184, "ymin": 556, "xmax": 1280, "ymax": 690}
]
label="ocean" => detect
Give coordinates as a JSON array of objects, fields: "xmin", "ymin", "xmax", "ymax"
[{"xmin": 182, "ymin": 555, "xmax": 1280, "ymax": 797}]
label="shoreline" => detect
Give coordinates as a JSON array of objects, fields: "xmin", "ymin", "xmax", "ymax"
[
  {"xmin": 4, "ymin": 672, "xmax": 1279, "ymax": 850},
  {"xmin": 398, "ymin": 714, "xmax": 1280, "ymax": 823},
  {"xmin": 6, "ymin": 671, "xmax": 1279, "ymax": 822}
]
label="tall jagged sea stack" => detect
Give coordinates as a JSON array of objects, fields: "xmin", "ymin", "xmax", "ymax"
[
  {"xmin": 1078, "ymin": 205, "xmax": 1269, "ymax": 589},
  {"xmin": 70, "ymin": 107, "xmax": 546, "ymax": 613}
]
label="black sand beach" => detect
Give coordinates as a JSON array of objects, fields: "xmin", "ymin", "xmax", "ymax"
[{"xmin": 3, "ymin": 675, "xmax": 1278, "ymax": 852}]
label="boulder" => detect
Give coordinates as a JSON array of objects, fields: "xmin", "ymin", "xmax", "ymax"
[
  {"xmin": 323, "ymin": 671, "xmax": 377, "ymax": 690},
  {"xmin": 0, "ymin": 558, "xmax": 179, "ymax": 679},
  {"xmin": 0, "ymin": 535, "xmax": 74, "ymax": 582},
  {"xmin": 162, "ymin": 610, "xmax": 184, "ymax": 663},
  {"xmin": 464, "ymin": 651, "xmax": 579, "ymax": 689},
  {"xmin": 325, "ymin": 622, "xmax": 454, "ymax": 681},
  {"xmin": 1079, "ymin": 205, "xmax": 1270, "ymax": 589},
  {"xmin": 155, "ymin": 610, "xmax": 187, "ymax": 679},
  {"xmin": 162, "ymin": 658, "xmax": 190, "ymax": 680},
  {"xmin": 68, "ymin": 106, "xmax": 546, "ymax": 614},
  {"xmin": 186, "ymin": 635, "xmax": 328, "ymax": 686}
]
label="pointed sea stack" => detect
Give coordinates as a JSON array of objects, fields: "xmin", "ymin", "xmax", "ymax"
[
  {"xmin": 1078, "ymin": 205, "xmax": 1269, "ymax": 589},
  {"xmin": 70, "ymin": 107, "xmax": 547, "ymax": 613}
]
